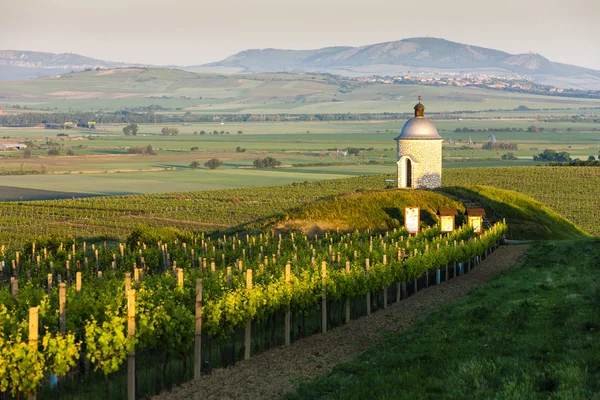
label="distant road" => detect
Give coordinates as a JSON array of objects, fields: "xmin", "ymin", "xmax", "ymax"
[{"xmin": 0, "ymin": 186, "xmax": 96, "ymax": 201}]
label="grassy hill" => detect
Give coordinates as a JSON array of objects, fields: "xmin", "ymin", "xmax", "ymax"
[
  {"xmin": 244, "ymin": 187, "xmax": 586, "ymax": 241},
  {"xmin": 1, "ymin": 67, "xmax": 600, "ymax": 113}
]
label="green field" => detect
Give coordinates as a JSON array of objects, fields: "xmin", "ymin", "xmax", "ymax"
[
  {"xmin": 0, "ymin": 118, "xmax": 598, "ymax": 197},
  {"xmin": 2, "ymin": 68, "xmax": 600, "ymax": 113}
]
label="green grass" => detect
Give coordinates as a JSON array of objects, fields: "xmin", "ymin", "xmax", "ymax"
[
  {"xmin": 441, "ymin": 186, "xmax": 589, "ymax": 240},
  {"xmin": 444, "ymin": 167, "xmax": 600, "ymax": 236},
  {"xmin": 284, "ymin": 240, "xmax": 600, "ymax": 400}
]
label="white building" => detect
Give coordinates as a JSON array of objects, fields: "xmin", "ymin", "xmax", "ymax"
[{"xmin": 395, "ymin": 101, "xmax": 443, "ymax": 189}]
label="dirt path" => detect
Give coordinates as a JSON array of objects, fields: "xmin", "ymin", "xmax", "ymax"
[{"xmin": 155, "ymin": 245, "xmax": 529, "ymax": 400}]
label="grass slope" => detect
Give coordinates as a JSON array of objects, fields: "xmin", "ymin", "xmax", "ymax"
[
  {"xmin": 249, "ymin": 186, "xmax": 582, "ymax": 241},
  {"xmin": 442, "ymin": 186, "xmax": 589, "ymax": 240},
  {"xmin": 444, "ymin": 167, "xmax": 600, "ymax": 236},
  {"xmin": 274, "ymin": 190, "xmax": 465, "ymax": 233},
  {"xmin": 285, "ymin": 240, "xmax": 600, "ymax": 399}
]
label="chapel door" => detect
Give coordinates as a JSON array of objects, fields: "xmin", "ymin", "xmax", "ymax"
[{"xmin": 406, "ymin": 159, "xmax": 412, "ymax": 188}]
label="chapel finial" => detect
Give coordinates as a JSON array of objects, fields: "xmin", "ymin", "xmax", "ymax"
[{"xmin": 414, "ymin": 97, "xmax": 425, "ymax": 117}]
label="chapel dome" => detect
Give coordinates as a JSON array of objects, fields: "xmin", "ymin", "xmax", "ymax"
[{"xmin": 395, "ymin": 102, "xmax": 442, "ymax": 140}]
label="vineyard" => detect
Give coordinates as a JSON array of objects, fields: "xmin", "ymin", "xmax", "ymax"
[
  {"xmin": 444, "ymin": 166, "xmax": 600, "ymax": 236},
  {"xmin": 0, "ymin": 221, "xmax": 507, "ymax": 399},
  {"xmin": 0, "ymin": 175, "xmax": 392, "ymax": 249},
  {"xmin": 1, "ymin": 166, "xmax": 598, "ymax": 251}
]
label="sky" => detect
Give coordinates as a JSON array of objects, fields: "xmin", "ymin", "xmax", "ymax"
[{"xmin": 2, "ymin": 0, "xmax": 600, "ymax": 70}]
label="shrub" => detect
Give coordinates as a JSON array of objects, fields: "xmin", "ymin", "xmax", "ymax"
[
  {"xmin": 191, "ymin": 146, "xmax": 199, "ymax": 151},
  {"xmin": 126, "ymin": 145, "xmax": 156, "ymax": 155},
  {"xmin": 253, "ymin": 157, "xmax": 281, "ymax": 168},
  {"xmin": 67, "ymin": 149, "xmax": 75, "ymax": 156},
  {"xmin": 160, "ymin": 127, "xmax": 179, "ymax": 136},
  {"xmin": 501, "ymin": 152, "xmax": 518, "ymax": 160},
  {"xmin": 204, "ymin": 158, "xmax": 223, "ymax": 169},
  {"xmin": 189, "ymin": 160, "xmax": 200, "ymax": 169},
  {"xmin": 47, "ymin": 148, "xmax": 60, "ymax": 156}
]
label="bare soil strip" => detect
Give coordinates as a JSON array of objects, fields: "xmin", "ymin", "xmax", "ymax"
[{"xmin": 155, "ymin": 245, "xmax": 528, "ymax": 400}]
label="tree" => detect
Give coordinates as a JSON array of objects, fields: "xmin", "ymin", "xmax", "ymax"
[
  {"xmin": 237, "ymin": 130, "xmax": 243, "ymax": 134},
  {"xmin": 533, "ymin": 149, "xmax": 570, "ymax": 162},
  {"xmin": 191, "ymin": 146, "xmax": 199, "ymax": 151},
  {"xmin": 23, "ymin": 148, "xmax": 32, "ymax": 158},
  {"xmin": 236, "ymin": 146, "xmax": 246, "ymax": 153},
  {"xmin": 66, "ymin": 149, "xmax": 75, "ymax": 156},
  {"xmin": 204, "ymin": 158, "xmax": 222, "ymax": 169},
  {"xmin": 527, "ymin": 125, "xmax": 539, "ymax": 133},
  {"xmin": 253, "ymin": 157, "xmax": 281, "ymax": 168},
  {"xmin": 347, "ymin": 147, "xmax": 360, "ymax": 156},
  {"xmin": 122, "ymin": 123, "xmax": 138, "ymax": 136},
  {"xmin": 189, "ymin": 160, "xmax": 200, "ymax": 169},
  {"xmin": 47, "ymin": 148, "xmax": 60, "ymax": 156},
  {"xmin": 501, "ymin": 152, "xmax": 518, "ymax": 160},
  {"xmin": 161, "ymin": 127, "xmax": 179, "ymax": 136}
]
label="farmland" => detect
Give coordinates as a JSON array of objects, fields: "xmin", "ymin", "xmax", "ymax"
[
  {"xmin": 0, "ymin": 118, "xmax": 598, "ymax": 196},
  {"xmin": 2, "ymin": 68, "xmax": 600, "ymax": 114}
]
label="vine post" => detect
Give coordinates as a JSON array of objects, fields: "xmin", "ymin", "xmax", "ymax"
[
  {"xmin": 28, "ymin": 306, "xmax": 38, "ymax": 400},
  {"xmin": 76, "ymin": 272, "xmax": 82, "ymax": 297},
  {"xmin": 382, "ymin": 255, "xmax": 388, "ymax": 309},
  {"xmin": 365, "ymin": 258, "xmax": 370, "ymax": 316},
  {"xmin": 127, "ymin": 290, "xmax": 135, "ymax": 400},
  {"xmin": 285, "ymin": 262, "xmax": 291, "ymax": 346},
  {"xmin": 59, "ymin": 283, "xmax": 66, "ymax": 335},
  {"xmin": 245, "ymin": 269, "xmax": 253, "ymax": 360},
  {"xmin": 194, "ymin": 279, "xmax": 202, "ymax": 379},
  {"xmin": 321, "ymin": 261, "xmax": 327, "ymax": 334},
  {"xmin": 345, "ymin": 262, "xmax": 351, "ymax": 324}
]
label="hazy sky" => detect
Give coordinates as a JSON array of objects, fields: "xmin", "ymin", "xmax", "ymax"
[{"xmin": 2, "ymin": 0, "xmax": 599, "ymax": 69}]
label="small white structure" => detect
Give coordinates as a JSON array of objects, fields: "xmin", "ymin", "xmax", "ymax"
[
  {"xmin": 395, "ymin": 101, "xmax": 443, "ymax": 189},
  {"xmin": 0, "ymin": 143, "xmax": 27, "ymax": 151}
]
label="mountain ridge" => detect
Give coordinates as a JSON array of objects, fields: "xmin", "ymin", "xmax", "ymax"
[{"xmin": 2, "ymin": 37, "xmax": 600, "ymax": 90}]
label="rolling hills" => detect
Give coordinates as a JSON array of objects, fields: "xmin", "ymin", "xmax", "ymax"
[
  {"xmin": 3, "ymin": 37, "xmax": 600, "ymax": 90},
  {"xmin": 2, "ymin": 67, "xmax": 600, "ymax": 113}
]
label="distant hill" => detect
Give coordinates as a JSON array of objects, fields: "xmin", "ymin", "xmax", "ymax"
[
  {"xmin": 3, "ymin": 38, "xmax": 600, "ymax": 90},
  {"xmin": 0, "ymin": 50, "xmax": 144, "ymax": 80},
  {"xmin": 194, "ymin": 37, "xmax": 600, "ymax": 90}
]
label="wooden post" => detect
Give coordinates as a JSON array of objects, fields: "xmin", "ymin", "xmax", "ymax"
[
  {"xmin": 127, "ymin": 290, "xmax": 135, "ymax": 400},
  {"xmin": 11, "ymin": 278, "xmax": 18, "ymax": 296},
  {"xmin": 76, "ymin": 272, "xmax": 82, "ymax": 297},
  {"xmin": 47, "ymin": 273, "xmax": 53, "ymax": 295},
  {"xmin": 125, "ymin": 272, "xmax": 131, "ymax": 294},
  {"xmin": 226, "ymin": 267, "xmax": 232, "ymax": 288},
  {"xmin": 59, "ymin": 283, "xmax": 66, "ymax": 336},
  {"xmin": 382, "ymin": 255, "xmax": 388, "ymax": 309},
  {"xmin": 177, "ymin": 268, "xmax": 184, "ymax": 288},
  {"xmin": 194, "ymin": 279, "xmax": 202, "ymax": 379},
  {"xmin": 321, "ymin": 262, "xmax": 327, "ymax": 334},
  {"xmin": 245, "ymin": 269, "xmax": 252, "ymax": 360},
  {"xmin": 366, "ymin": 258, "xmax": 371, "ymax": 316},
  {"xmin": 285, "ymin": 263, "xmax": 291, "ymax": 346},
  {"xmin": 28, "ymin": 306, "xmax": 39, "ymax": 400},
  {"xmin": 345, "ymin": 262, "xmax": 351, "ymax": 323}
]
